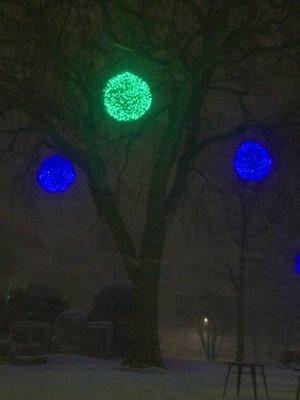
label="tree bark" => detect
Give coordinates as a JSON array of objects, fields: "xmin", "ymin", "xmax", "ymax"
[
  {"xmin": 236, "ymin": 203, "xmax": 249, "ymax": 362},
  {"xmin": 122, "ymin": 273, "xmax": 164, "ymax": 369},
  {"xmin": 236, "ymin": 270, "xmax": 245, "ymax": 362},
  {"xmin": 122, "ymin": 202, "xmax": 168, "ymax": 368}
]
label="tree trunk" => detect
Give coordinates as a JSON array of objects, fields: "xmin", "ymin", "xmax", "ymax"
[
  {"xmin": 236, "ymin": 284, "xmax": 245, "ymax": 362},
  {"xmin": 87, "ymin": 151, "xmax": 168, "ymax": 369},
  {"xmin": 236, "ymin": 206, "xmax": 248, "ymax": 362},
  {"xmin": 122, "ymin": 273, "xmax": 165, "ymax": 369}
]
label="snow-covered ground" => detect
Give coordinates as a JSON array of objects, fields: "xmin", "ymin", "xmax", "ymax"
[{"xmin": 0, "ymin": 355, "xmax": 298, "ymax": 400}]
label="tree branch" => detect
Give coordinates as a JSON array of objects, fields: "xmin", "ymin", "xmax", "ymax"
[{"xmin": 167, "ymin": 124, "xmax": 245, "ymax": 217}]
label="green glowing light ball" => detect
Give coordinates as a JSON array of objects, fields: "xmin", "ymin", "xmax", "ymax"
[{"xmin": 103, "ymin": 72, "xmax": 152, "ymax": 121}]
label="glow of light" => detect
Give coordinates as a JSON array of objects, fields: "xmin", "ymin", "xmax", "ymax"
[
  {"xmin": 103, "ymin": 72, "xmax": 152, "ymax": 121},
  {"xmin": 233, "ymin": 141, "xmax": 272, "ymax": 182},
  {"xmin": 37, "ymin": 155, "xmax": 76, "ymax": 193},
  {"xmin": 296, "ymin": 254, "xmax": 300, "ymax": 274}
]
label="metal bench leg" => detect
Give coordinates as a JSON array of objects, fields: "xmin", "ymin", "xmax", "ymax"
[
  {"xmin": 223, "ymin": 365, "xmax": 232, "ymax": 398},
  {"xmin": 251, "ymin": 366, "xmax": 258, "ymax": 400},
  {"xmin": 237, "ymin": 366, "xmax": 243, "ymax": 397},
  {"xmin": 261, "ymin": 366, "xmax": 269, "ymax": 398}
]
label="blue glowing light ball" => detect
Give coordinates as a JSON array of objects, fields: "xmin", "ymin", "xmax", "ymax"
[
  {"xmin": 233, "ymin": 141, "xmax": 272, "ymax": 182},
  {"xmin": 296, "ymin": 254, "xmax": 300, "ymax": 274},
  {"xmin": 37, "ymin": 155, "xmax": 76, "ymax": 193}
]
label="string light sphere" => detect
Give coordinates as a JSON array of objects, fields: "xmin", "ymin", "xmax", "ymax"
[
  {"xmin": 296, "ymin": 254, "xmax": 300, "ymax": 274},
  {"xmin": 37, "ymin": 155, "xmax": 76, "ymax": 193},
  {"xmin": 103, "ymin": 72, "xmax": 152, "ymax": 121},
  {"xmin": 233, "ymin": 141, "xmax": 272, "ymax": 182}
]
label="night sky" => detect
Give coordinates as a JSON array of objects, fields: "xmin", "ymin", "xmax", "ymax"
[
  {"xmin": 0, "ymin": 111, "xmax": 298, "ymax": 319},
  {"xmin": 0, "ymin": 2, "xmax": 298, "ymax": 328}
]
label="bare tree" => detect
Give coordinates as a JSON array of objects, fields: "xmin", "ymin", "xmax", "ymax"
[
  {"xmin": 190, "ymin": 126, "xmax": 298, "ymax": 361},
  {"xmin": 193, "ymin": 292, "xmax": 235, "ymax": 361},
  {"xmin": 0, "ymin": 1, "xmax": 297, "ymax": 368}
]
